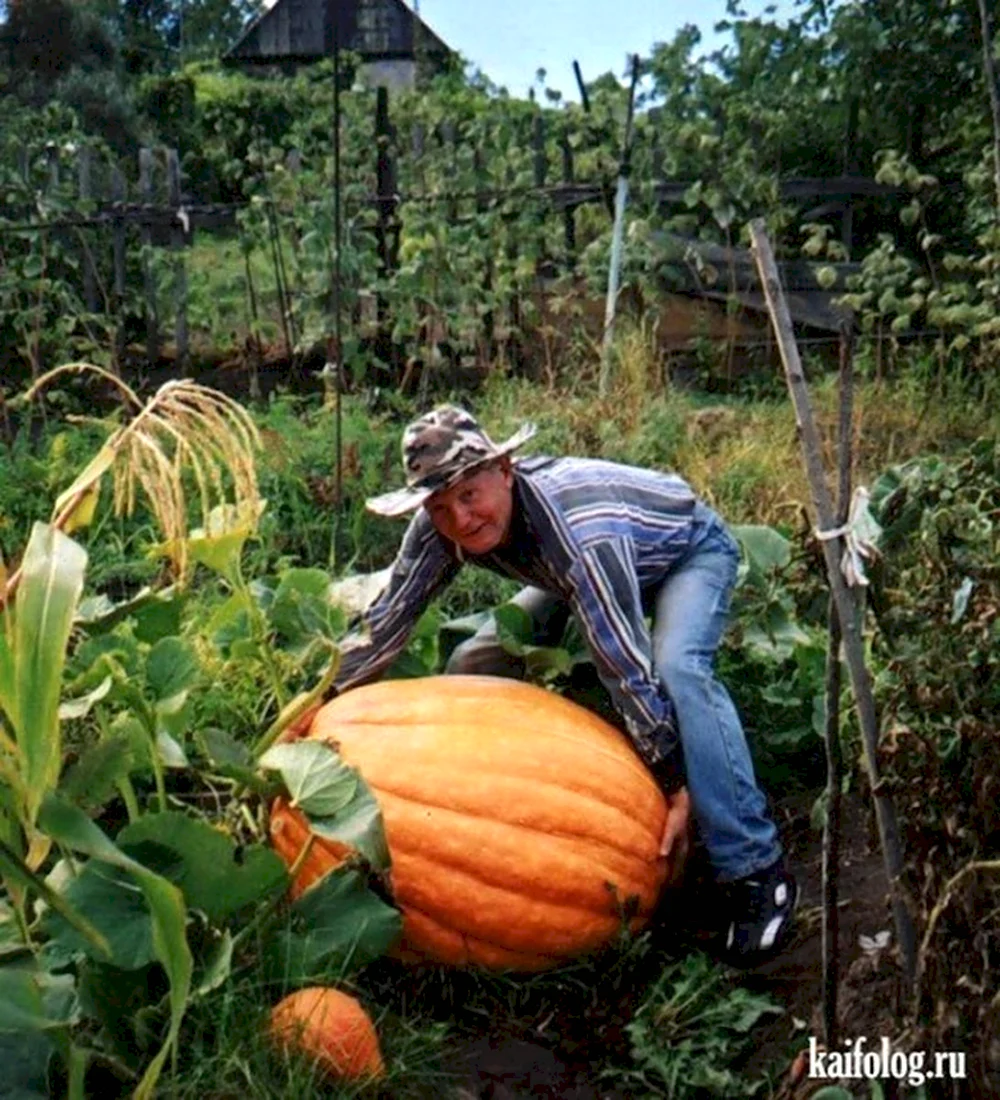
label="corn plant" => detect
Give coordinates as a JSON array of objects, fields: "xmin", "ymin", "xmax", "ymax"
[{"xmin": 0, "ymin": 367, "xmax": 399, "ymax": 1097}]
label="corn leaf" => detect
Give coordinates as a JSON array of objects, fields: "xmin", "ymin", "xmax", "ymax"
[
  {"xmin": 52, "ymin": 443, "xmax": 116, "ymax": 521},
  {"xmin": 7, "ymin": 524, "xmax": 87, "ymax": 825},
  {"xmin": 37, "ymin": 794, "xmax": 192, "ymax": 1100},
  {"xmin": 0, "ymin": 838, "xmax": 111, "ymax": 960}
]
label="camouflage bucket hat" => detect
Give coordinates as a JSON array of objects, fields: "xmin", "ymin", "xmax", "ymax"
[{"xmin": 365, "ymin": 405, "xmax": 537, "ymax": 517}]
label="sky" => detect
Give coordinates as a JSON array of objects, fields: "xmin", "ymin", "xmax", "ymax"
[{"xmin": 406, "ymin": 0, "xmax": 798, "ymax": 101}]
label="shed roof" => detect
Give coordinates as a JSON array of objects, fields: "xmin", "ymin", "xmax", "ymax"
[{"xmin": 227, "ymin": 0, "xmax": 452, "ymax": 64}]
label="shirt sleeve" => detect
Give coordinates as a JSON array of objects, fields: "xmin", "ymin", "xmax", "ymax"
[
  {"xmin": 334, "ymin": 514, "xmax": 460, "ymax": 692},
  {"xmin": 566, "ymin": 537, "xmax": 685, "ymax": 790}
]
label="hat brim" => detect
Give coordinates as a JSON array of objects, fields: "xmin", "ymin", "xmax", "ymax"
[{"xmin": 365, "ymin": 422, "xmax": 536, "ymax": 518}]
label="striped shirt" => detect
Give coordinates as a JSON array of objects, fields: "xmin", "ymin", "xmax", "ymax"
[{"xmin": 334, "ymin": 456, "xmax": 701, "ymax": 782}]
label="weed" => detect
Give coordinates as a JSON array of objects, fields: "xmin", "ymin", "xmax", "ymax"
[{"xmin": 611, "ymin": 952, "xmax": 781, "ymax": 1097}]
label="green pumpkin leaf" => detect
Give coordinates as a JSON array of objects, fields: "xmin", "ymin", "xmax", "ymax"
[
  {"xmin": 732, "ymin": 524, "xmax": 791, "ymax": 585},
  {"xmin": 74, "ymin": 586, "xmax": 183, "ymax": 645},
  {"xmin": 0, "ymin": 1029, "xmax": 51, "ymax": 1098},
  {"xmin": 263, "ymin": 867, "xmax": 401, "ymax": 986},
  {"xmin": 0, "ymin": 967, "xmax": 75, "ymax": 1033},
  {"xmin": 260, "ymin": 741, "xmax": 358, "ymax": 817},
  {"xmin": 309, "ymin": 779, "xmax": 390, "ymax": 872},
  {"xmin": 0, "ymin": 840, "xmax": 110, "ymax": 961},
  {"xmin": 145, "ymin": 637, "xmax": 200, "ymax": 705},
  {"xmin": 36, "ymin": 795, "xmax": 192, "ymax": 1100},
  {"xmin": 0, "ymin": 901, "xmax": 25, "ymax": 960},
  {"xmin": 155, "ymin": 730, "xmax": 189, "ymax": 768},
  {"xmin": 116, "ymin": 812, "xmax": 287, "ymax": 925},
  {"xmin": 205, "ymin": 592, "xmax": 252, "ymax": 649},
  {"xmin": 42, "ymin": 861, "xmax": 156, "ymax": 970},
  {"xmin": 197, "ymin": 727, "xmax": 252, "ymax": 769},
  {"xmin": 58, "ymin": 735, "xmax": 135, "ymax": 813},
  {"xmin": 269, "ymin": 568, "xmax": 340, "ymax": 643}
]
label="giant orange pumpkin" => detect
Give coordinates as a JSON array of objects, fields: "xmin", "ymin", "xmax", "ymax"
[{"xmin": 269, "ymin": 675, "xmax": 689, "ymax": 971}]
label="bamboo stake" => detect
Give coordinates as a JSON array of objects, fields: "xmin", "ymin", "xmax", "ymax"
[
  {"xmin": 821, "ymin": 320, "xmax": 855, "ymax": 1046},
  {"xmin": 749, "ymin": 219, "xmax": 917, "ymax": 986}
]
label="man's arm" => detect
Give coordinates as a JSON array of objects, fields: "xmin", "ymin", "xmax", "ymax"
[
  {"xmin": 567, "ymin": 537, "xmax": 685, "ymax": 793},
  {"xmin": 334, "ymin": 514, "xmax": 461, "ymax": 692}
]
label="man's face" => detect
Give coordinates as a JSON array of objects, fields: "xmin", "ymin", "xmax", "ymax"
[{"xmin": 424, "ymin": 460, "xmax": 514, "ymax": 554}]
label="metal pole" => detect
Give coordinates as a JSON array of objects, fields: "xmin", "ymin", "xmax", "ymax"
[
  {"xmin": 331, "ymin": 0, "xmax": 344, "ymax": 572},
  {"xmin": 598, "ymin": 54, "xmax": 640, "ymax": 398}
]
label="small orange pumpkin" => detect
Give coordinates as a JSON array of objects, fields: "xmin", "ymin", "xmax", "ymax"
[
  {"xmin": 269, "ymin": 986, "xmax": 385, "ymax": 1081},
  {"xmin": 270, "ymin": 675, "xmax": 689, "ymax": 971}
]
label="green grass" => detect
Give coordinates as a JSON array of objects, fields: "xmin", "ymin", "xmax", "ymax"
[
  {"xmin": 182, "ymin": 228, "xmax": 289, "ymax": 350},
  {"xmin": 160, "ymin": 973, "xmax": 454, "ymax": 1100}
]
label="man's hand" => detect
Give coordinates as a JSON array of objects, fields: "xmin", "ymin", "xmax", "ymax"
[{"xmin": 658, "ymin": 787, "xmax": 691, "ymax": 860}]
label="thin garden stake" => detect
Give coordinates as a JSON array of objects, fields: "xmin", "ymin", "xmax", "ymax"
[
  {"xmin": 272, "ymin": 204, "xmax": 298, "ymax": 350},
  {"xmin": 599, "ymin": 54, "xmax": 641, "ymax": 398},
  {"xmin": 265, "ymin": 201, "xmax": 292, "ymax": 357},
  {"xmin": 749, "ymin": 219, "xmax": 917, "ymax": 986},
  {"xmin": 976, "ymin": 0, "xmax": 1000, "ymax": 217},
  {"xmin": 243, "ymin": 246, "xmax": 262, "ymax": 402},
  {"xmin": 821, "ymin": 319, "xmax": 856, "ymax": 1046},
  {"xmin": 331, "ymin": 0, "xmax": 344, "ymax": 572}
]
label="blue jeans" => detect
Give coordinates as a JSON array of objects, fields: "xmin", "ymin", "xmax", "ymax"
[{"xmin": 445, "ymin": 502, "xmax": 782, "ymax": 882}]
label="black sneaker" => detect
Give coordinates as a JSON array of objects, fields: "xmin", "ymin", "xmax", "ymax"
[{"xmin": 721, "ymin": 858, "xmax": 799, "ymax": 966}]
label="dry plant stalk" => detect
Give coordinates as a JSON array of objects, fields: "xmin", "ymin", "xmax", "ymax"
[{"xmin": 3, "ymin": 363, "xmax": 262, "ymax": 605}]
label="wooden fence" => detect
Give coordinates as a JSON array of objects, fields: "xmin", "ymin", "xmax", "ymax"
[{"xmin": 0, "ymin": 87, "xmax": 899, "ymax": 376}]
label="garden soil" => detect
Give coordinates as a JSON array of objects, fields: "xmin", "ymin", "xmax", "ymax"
[{"xmin": 444, "ymin": 790, "xmax": 901, "ymax": 1100}]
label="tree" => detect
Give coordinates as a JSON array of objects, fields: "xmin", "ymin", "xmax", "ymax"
[{"xmin": 1, "ymin": 0, "xmax": 117, "ymax": 85}]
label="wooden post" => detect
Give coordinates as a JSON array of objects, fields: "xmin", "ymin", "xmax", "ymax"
[
  {"xmin": 111, "ymin": 165, "xmax": 127, "ymax": 373},
  {"xmin": 977, "ymin": 0, "xmax": 1000, "ymax": 217},
  {"xmin": 374, "ymin": 85, "xmax": 398, "ymax": 341},
  {"xmin": 285, "ymin": 147, "xmax": 303, "ymax": 256},
  {"xmin": 474, "ymin": 143, "xmax": 495, "ymax": 358},
  {"xmin": 503, "ymin": 120, "xmax": 522, "ymax": 348},
  {"xmin": 440, "ymin": 120, "xmax": 459, "ymax": 222},
  {"xmin": 77, "ymin": 146, "xmax": 100, "ymax": 313},
  {"xmin": 532, "ymin": 113, "xmax": 547, "ymax": 276},
  {"xmin": 749, "ymin": 219, "xmax": 917, "ymax": 986},
  {"xmin": 266, "ymin": 201, "xmax": 293, "ymax": 357},
  {"xmin": 561, "ymin": 129, "xmax": 576, "ymax": 268},
  {"xmin": 842, "ymin": 97, "xmax": 859, "ymax": 258},
  {"xmin": 651, "ymin": 133, "xmax": 665, "ymax": 184},
  {"xmin": 139, "ymin": 147, "xmax": 159, "ymax": 366},
  {"xmin": 46, "ymin": 145, "xmax": 59, "ymax": 194},
  {"xmin": 166, "ymin": 149, "xmax": 189, "ymax": 374}
]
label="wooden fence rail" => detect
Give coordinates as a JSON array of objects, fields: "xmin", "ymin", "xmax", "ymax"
[{"xmin": 0, "ymin": 89, "xmax": 904, "ymax": 375}]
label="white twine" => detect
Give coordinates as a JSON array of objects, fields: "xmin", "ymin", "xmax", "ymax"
[{"xmin": 815, "ymin": 486, "xmax": 883, "ymax": 587}]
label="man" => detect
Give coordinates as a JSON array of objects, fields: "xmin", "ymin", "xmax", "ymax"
[{"xmin": 326, "ymin": 404, "xmax": 797, "ymax": 965}]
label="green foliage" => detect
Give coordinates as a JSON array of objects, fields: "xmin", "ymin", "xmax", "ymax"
[
  {"xmin": 6, "ymin": 0, "xmax": 1000, "ymax": 375},
  {"xmin": 618, "ymin": 952, "xmax": 781, "ymax": 1097},
  {"xmin": 868, "ymin": 439, "xmax": 999, "ymax": 735},
  {"xmin": 0, "ymin": 412, "xmax": 406, "ymax": 1096}
]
